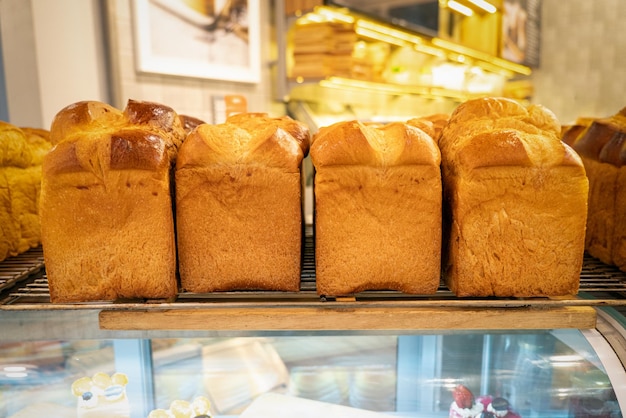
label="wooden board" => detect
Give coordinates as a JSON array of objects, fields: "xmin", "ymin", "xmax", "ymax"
[{"xmin": 99, "ymin": 305, "xmax": 596, "ymax": 331}]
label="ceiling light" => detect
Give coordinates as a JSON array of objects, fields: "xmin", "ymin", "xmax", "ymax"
[
  {"xmin": 448, "ymin": 0, "xmax": 473, "ymax": 16},
  {"xmin": 467, "ymin": 0, "xmax": 497, "ymax": 13}
]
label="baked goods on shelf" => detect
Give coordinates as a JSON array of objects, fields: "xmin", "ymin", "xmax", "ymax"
[
  {"xmin": 449, "ymin": 385, "xmax": 483, "ymax": 418},
  {"xmin": 175, "ymin": 113, "xmax": 310, "ymax": 292},
  {"xmin": 310, "ymin": 120, "xmax": 442, "ymax": 296},
  {"xmin": 449, "ymin": 385, "xmax": 521, "ymax": 418},
  {"xmin": 41, "ymin": 100, "xmax": 186, "ymax": 302},
  {"xmin": 439, "ymin": 97, "xmax": 588, "ymax": 297},
  {"xmin": 148, "ymin": 396, "xmax": 212, "ymax": 418},
  {"xmin": 290, "ymin": 21, "xmax": 357, "ymax": 79},
  {"xmin": 567, "ymin": 107, "xmax": 626, "ymax": 272},
  {"xmin": 0, "ymin": 121, "xmax": 51, "ymax": 262},
  {"xmin": 71, "ymin": 372, "xmax": 130, "ymax": 418}
]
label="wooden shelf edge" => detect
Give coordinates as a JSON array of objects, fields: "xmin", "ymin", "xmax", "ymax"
[{"xmin": 99, "ymin": 305, "xmax": 597, "ymax": 331}]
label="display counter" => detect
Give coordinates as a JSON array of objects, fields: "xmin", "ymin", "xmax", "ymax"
[{"xmin": 2, "ymin": 237, "xmax": 626, "ymax": 417}]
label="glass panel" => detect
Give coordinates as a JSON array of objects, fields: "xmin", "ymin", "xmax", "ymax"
[{"xmin": 0, "ymin": 331, "xmax": 623, "ymax": 417}]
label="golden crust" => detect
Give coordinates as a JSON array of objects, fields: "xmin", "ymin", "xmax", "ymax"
[
  {"xmin": 311, "ymin": 120, "xmax": 442, "ymax": 296},
  {"xmin": 570, "ymin": 106, "xmax": 626, "ymax": 273},
  {"xmin": 572, "ymin": 107, "xmax": 626, "ymax": 167},
  {"xmin": 179, "ymin": 114, "xmax": 206, "ymax": 134},
  {"xmin": 440, "ymin": 97, "xmax": 588, "ymax": 297},
  {"xmin": 310, "ymin": 120, "xmax": 441, "ymax": 168},
  {"xmin": 0, "ymin": 122, "xmax": 49, "ymax": 262},
  {"xmin": 42, "ymin": 99, "xmax": 183, "ymax": 302},
  {"xmin": 406, "ymin": 113, "xmax": 449, "ymax": 143},
  {"xmin": 177, "ymin": 122, "xmax": 304, "ymax": 171},
  {"xmin": 50, "ymin": 99, "xmax": 185, "ymax": 161},
  {"xmin": 175, "ymin": 113, "xmax": 306, "ymax": 292},
  {"xmin": 0, "ymin": 121, "xmax": 32, "ymax": 168},
  {"xmin": 226, "ymin": 112, "xmax": 311, "ymax": 156},
  {"xmin": 20, "ymin": 127, "xmax": 52, "ymax": 166},
  {"xmin": 439, "ymin": 97, "xmax": 572, "ymax": 172}
]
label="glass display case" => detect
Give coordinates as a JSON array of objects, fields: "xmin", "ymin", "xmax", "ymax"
[{"xmin": 2, "ymin": 246, "xmax": 626, "ymax": 418}]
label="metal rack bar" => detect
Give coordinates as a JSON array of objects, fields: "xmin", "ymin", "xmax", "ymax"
[{"xmin": 2, "ymin": 244, "xmax": 626, "ymax": 310}]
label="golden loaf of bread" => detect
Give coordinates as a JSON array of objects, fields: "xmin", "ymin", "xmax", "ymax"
[
  {"xmin": 175, "ymin": 113, "xmax": 310, "ymax": 292},
  {"xmin": 310, "ymin": 120, "xmax": 442, "ymax": 296},
  {"xmin": 179, "ymin": 114, "xmax": 206, "ymax": 134},
  {"xmin": 569, "ymin": 107, "xmax": 626, "ymax": 271},
  {"xmin": 406, "ymin": 113, "xmax": 449, "ymax": 143},
  {"xmin": 439, "ymin": 97, "xmax": 588, "ymax": 297},
  {"xmin": 41, "ymin": 100, "xmax": 186, "ymax": 302},
  {"xmin": 561, "ymin": 117, "xmax": 595, "ymax": 147},
  {"xmin": 0, "ymin": 122, "xmax": 51, "ymax": 262}
]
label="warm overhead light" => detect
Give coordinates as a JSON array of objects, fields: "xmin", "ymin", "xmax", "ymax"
[
  {"xmin": 320, "ymin": 77, "xmax": 470, "ymax": 101},
  {"xmin": 447, "ymin": 0, "xmax": 473, "ymax": 16},
  {"xmin": 432, "ymin": 37, "xmax": 532, "ymax": 75},
  {"xmin": 414, "ymin": 44, "xmax": 446, "ymax": 58},
  {"xmin": 355, "ymin": 26, "xmax": 406, "ymax": 47},
  {"xmin": 356, "ymin": 20, "xmax": 423, "ymax": 45},
  {"xmin": 467, "ymin": 0, "xmax": 497, "ymax": 13},
  {"xmin": 314, "ymin": 6, "xmax": 355, "ymax": 24}
]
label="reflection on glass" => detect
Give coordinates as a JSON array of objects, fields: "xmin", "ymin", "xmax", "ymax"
[{"xmin": 0, "ymin": 331, "xmax": 622, "ymax": 417}]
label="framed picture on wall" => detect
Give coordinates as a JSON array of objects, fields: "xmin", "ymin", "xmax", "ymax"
[
  {"xmin": 501, "ymin": 0, "xmax": 541, "ymax": 67},
  {"xmin": 132, "ymin": 0, "xmax": 261, "ymax": 83}
]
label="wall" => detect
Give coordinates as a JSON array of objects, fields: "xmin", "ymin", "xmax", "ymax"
[
  {"xmin": 0, "ymin": 0, "xmax": 109, "ymax": 128},
  {"xmin": 531, "ymin": 0, "xmax": 626, "ymax": 124},
  {"xmin": 105, "ymin": 0, "xmax": 279, "ymax": 123},
  {"xmin": 0, "ymin": 0, "xmax": 279, "ymax": 128},
  {"xmin": 0, "ymin": 27, "xmax": 8, "ymax": 121},
  {"xmin": 2, "ymin": 0, "xmax": 625, "ymax": 128}
]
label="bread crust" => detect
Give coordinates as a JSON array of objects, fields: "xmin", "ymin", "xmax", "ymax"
[
  {"xmin": 176, "ymin": 113, "xmax": 309, "ymax": 292},
  {"xmin": 569, "ymin": 107, "xmax": 626, "ymax": 271},
  {"xmin": 311, "ymin": 121, "xmax": 442, "ymax": 296},
  {"xmin": 225, "ymin": 112, "xmax": 311, "ymax": 155},
  {"xmin": 1, "ymin": 122, "xmax": 50, "ymax": 262},
  {"xmin": 440, "ymin": 97, "xmax": 588, "ymax": 297},
  {"xmin": 42, "ymin": 100, "xmax": 185, "ymax": 302},
  {"xmin": 406, "ymin": 113, "xmax": 449, "ymax": 143}
]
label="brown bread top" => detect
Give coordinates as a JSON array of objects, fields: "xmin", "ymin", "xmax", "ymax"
[
  {"xmin": 177, "ymin": 118, "xmax": 305, "ymax": 172},
  {"xmin": 310, "ymin": 120, "xmax": 440, "ymax": 168},
  {"xmin": 46, "ymin": 100, "xmax": 186, "ymax": 176},
  {"xmin": 572, "ymin": 107, "xmax": 626, "ymax": 167},
  {"xmin": 439, "ymin": 97, "xmax": 583, "ymax": 173},
  {"xmin": 225, "ymin": 112, "xmax": 311, "ymax": 156},
  {"xmin": 179, "ymin": 114, "xmax": 207, "ymax": 134}
]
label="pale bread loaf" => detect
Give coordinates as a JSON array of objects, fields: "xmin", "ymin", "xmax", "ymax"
[
  {"xmin": 175, "ymin": 113, "xmax": 309, "ymax": 292},
  {"xmin": 0, "ymin": 122, "xmax": 51, "ymax": 261},
  {"xmin": 41, "ymin": 100, "xmax": 185, "ymax": 302},
  {"xmin": 1, "ymin": 121, "xmax": 33, "ymax": 261},
  {"xmin": 439, "ymin": 97, "xmax": 588, "ymax": 297},
  {"xmin": 310, "ymin": 120, "xmax": 442, "ymax": 296}
]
